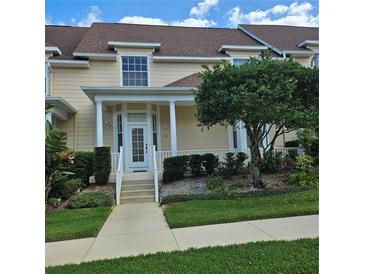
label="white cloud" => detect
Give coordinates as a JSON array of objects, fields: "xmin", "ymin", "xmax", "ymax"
[
  {"xmin": 118, "ymin": 16, "xmax": 216, "ymax": 28},
  {"xmin": 119, "ymin": 16, "xmax": 168, "ymax": 25},
  {"xmin": 77, "ymin": 6, "xmax": 102, "ymax": 27},
  {"xmin": 190, "ymin": 0, "xmax": 219, "ymax": 18},
  {"xmin": 227, "ymin": 1, "xmax": 318, "ymax": 27},
  {"xmin": 172, "ymin": 18, "xmax": 216, "ymax": 27}
]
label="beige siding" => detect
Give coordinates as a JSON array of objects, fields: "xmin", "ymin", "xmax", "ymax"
[
  {"xmin": 293, "ymin": 56, "xmax": 312, "ymax": 67},
  {"xmin": 306, "ymin": 45, "xmax": 319, "ymax": 51},
  {"xmin": 160, "ymin": 106, "xmax": 229, "ymax": 151},
  {"xmin": 52, "ymin": 60, "xmax": 119, "ymax": 151}
]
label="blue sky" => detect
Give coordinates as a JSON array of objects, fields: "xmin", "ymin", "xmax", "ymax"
[{"xmin": 46, "ymin": 0, "xmax": 319, "ymax": 28}]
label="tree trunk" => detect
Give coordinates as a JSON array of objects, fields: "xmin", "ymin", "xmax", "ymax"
[{"xmin": 249, "ymin": 144, "xmax": 265, "ymax": 189}]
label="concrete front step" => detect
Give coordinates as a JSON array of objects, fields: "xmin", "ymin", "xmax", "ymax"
[
  {"xmin": 121, "ymin": 189, "xmax": 155, "ymax": 198},
  {"xmin": 120, "ymin": 195, "xmax": 155, "ymax": 204},
  {"xmin": 122, "ymin": 184, "xmax": 154, "ymax": 191},
  {"xmin": 123, "ymin": 180, "xmax": 154, "ymax": 186}
]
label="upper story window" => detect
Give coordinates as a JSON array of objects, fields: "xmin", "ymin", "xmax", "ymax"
[
  {"xmin": 311, "ymin": 53, "xmax": 319, "ymax": 68},
  {"xmin": 121, "ymin": 56, "xmax": 148, "ymax": 86},
  {"xmin": 232, "ymin": 58, "xmax": 249, "ymax": 67}
]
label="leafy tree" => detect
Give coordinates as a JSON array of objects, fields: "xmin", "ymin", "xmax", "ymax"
[
  {"xmin": 194, "ymin": 56, "xmax": 318, "ymax": 188},
  {"xmin": 45, "ymin": 105, "xmax": 74, "ymax": 203}
]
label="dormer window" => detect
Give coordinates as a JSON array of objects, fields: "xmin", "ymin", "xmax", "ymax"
[
  {"xmin": 121, "ymin": 56, "xmax": 148, "ymax": 86},
  {"xmin": 232, "ymin": 58, "xmax": 249, "ymax": 67}
]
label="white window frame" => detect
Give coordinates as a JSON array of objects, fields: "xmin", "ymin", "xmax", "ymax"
[
  {"xmin": 119, "ymin": 54, "xmax": 151, "ymax": 87},
  {"xmin": 231, "ymin": 56, "xmax": 250, "ymax": 66}
]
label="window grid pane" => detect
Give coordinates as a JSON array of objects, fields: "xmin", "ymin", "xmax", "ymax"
[{"xmin": 122, "ymin": 56, "xmax": 148, "ymax": 87}]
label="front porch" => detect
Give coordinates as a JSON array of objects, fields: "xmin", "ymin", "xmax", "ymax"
[{"xmin": 82, "ymin": 85, "xmax": 246, "ymax": 175}]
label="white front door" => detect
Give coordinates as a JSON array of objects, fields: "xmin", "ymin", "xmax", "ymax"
[{"xmin": 128, "ymin": 125, "xmax": 148, "ymax": 169}]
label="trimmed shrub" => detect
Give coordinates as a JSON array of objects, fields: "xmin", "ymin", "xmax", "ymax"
[
  {"xmin": 235, "ymin": 152, "xmax": 248, "ymax": 171},
  {"xmin": 287, "ymin": 149, "xmax": 298, "ymax": 160},
  {"xmin": 94, "ymin": 147, "xmax": 111, "ymax": 184},
  {"xmin": 163, "ymin": 156, "xmax": 189, "ymax": 183},
  {"xmin": 261, "ymin": 151, "xmax": 284, "ymax": 174},
  {"xmin": 49, "ymin": 178, "xmax": 83, "ymax": 200},
  {"xmin": 286, "ymin": 170, "xmax": 319, "ymax": 188},
  {"xmin": 66, "ymin": 190, "xmax": 113, "ymax": 209},
  {"xmin": 285, "ymin": 140, "xmax": 300, "ymax": 147},
  {"xmin": 202, "ymin": 153, "xmax": 219, "ymax": 175},
  {"xmin": 47, "ymin": 198, "xmax": 61, "ymax": 207},
  {"xmin": 296, "ymin": 155, "xmax": 314, "ymax": 172},
  {"xmin": 189, "ymin": 154, "xmax": 203, "ymax": 176},
  {"xmin": 206, "ymin": 176, "xmax": 223, "ymax": 190},
  {"xmin": 220, "ymin": 152, "xmax": 236, "ymax": 178},
  {"xmin": 62, "ymin": 151, "xmax": 94, "ymax": 185}
]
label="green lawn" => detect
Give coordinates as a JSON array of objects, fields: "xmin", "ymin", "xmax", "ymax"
[
  {"xmin": 46, "ymin": 207, "xmax": 112, "ymax": 242},
  {"xmin": 164, "ymin": 189, "xmax": 318, "ymax": 228},
  {"xmin": 46, "ymin": 238, "xmax": 318, "ymax": 274}
]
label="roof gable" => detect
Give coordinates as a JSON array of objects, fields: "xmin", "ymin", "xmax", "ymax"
[{"xmin": 239, "ymin": 24, "xmax": 318, "ymax": 53}]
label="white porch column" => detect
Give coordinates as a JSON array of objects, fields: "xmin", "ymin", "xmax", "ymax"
[
  {"xmin": 169, "ymin": 100, "xmax": 177, "ymax": 156},
  {"xmin": 236, "ymin": 121, "xmax": 248, "ymax": 152},
  {"xmin": 96, "ymin": 100, "xmax": 104, "ymax": 147},
  {"xmin": 146, "ymin": 103, "xmax": 153, "ymax": 170},
  {"xmin": 45, "ymin": 112, "xmax": 52, "ymax": 124}
]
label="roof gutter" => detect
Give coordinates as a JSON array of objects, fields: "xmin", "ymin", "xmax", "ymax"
[
  {"xmin": 283, "ymin": 50, "xmax": 315, "ymax": 57},
  {"xmin": 108, "ymin": 41, "xmax": 161, "ymax": 51},
  {"xmin": 153, "ymin": 56, "xmax": 231, "ymax": 63},
  {"xmin": 73, "ymin": 52, "xmax": 117, "ymax": 61},
  {"xmin": 46, "ymin": 59, "xmax": 89, "ymax": 68},
  {"xmin": 298, "ymin": 40, "xmax": 319, "ymax": 48},
  {"xmin": 45, "ymin": 46, "xmax": 62, "ymax": 56},
  {"xmin": 237, "ymin": 25, "xmax": 283, "ymax": 56},
  {"xmin": 218, "ymin": 45, "xmax": 268, "ymax": 53}
]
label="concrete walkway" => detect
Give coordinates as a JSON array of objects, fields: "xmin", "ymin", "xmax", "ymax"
[{"xmin": 46, "ymin": 203, "xmax": 318, "ymax": 266}]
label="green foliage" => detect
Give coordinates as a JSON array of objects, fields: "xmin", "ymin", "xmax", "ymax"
[
  {"xmin": 220, "ymin": 152, "xmax": 236, "ymax": 178},
  {"xmin": 194, "ymin": 58, "xmax": 319, "ymax": 187},
  {"xmin": 94, "ymin": 147, "xmax": 111, "ymax": 183},
  {"xmin": 162, "ymin": 156, "xmax": 189, "ymax": 183},
  {"xmin": 201, "ymin": 153, "xmax": 219, "ymax": 175},
  {"xmin": 286, "ymin": 155, "xmax": 318, "ymax": 188},
  {"xmin": 296, "ymin": 155, "xmax": 314, "ymax": 172},
  {"xmin": 235, "ymin": 152, "xmax": 248, "ymax": 171},
  {"xmin": 205, "ymin": 176, "xmax": 224, "ymax": 190},
  {"xmin": 45, "ymin": 118, "xmax": 75, "ymax": 203},
  {"xmin": 261, "ymin": 151, "xmax": 284, "ymax": 174},
  {"xmin": 286, "ymin": 170, "xmax": 319, "ymax": 188},
  {"xmin": 47, "ymin": 198, "xmax": 61, "ymax": 207},
  {"xmin": 298, "ymin": 129, "xmax": 318, "ymax": 158},
  {"xmin": 66, "ymin": 191, "xmax": 113, "ymax": 209},
  {"xmin": 285, "ymin": 139, "xmax": 301, "ymax": 147},
  {"xmin": 287, "ymin": 149, "xmax": 299, "ymax": 159},
  {"xmin": 188, "ymin": 154, "xmax": 204, "ymax": 176},
  {"xmin": 62, "ymin": 151, "xmax": 94, "ymax": 185},
  {"xmin": 49, "ymin": 178, "xmax": 83, "ymax": 200}
]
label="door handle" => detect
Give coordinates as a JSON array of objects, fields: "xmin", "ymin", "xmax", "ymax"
[{"xmin": 145, "ymin": 144, "xmax": 148, "ymax": 154}]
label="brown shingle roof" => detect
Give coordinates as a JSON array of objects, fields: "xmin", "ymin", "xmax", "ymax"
[
  {"xmin": 45, "ymin": 25, "xmax": 89, "ymax": 59},
  {"xmin": 239, "ymin": 24, "xmax": 318, "ymax": 52},
  {"xmin": 74, "ymin": 23, "xmax": 263, "ymax": 57},
  {"xmin": 165, "ymin": 73, "xmax": 200, "ymax": 87}
]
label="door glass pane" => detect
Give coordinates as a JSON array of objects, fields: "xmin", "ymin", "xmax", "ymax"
[{"xmin": 131, "ymin": 128, "xmax": 144, "ymax": 162}]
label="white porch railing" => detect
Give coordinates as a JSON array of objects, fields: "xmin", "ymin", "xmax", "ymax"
[
  {"xmin": 115, "ymin": 146, "xmax": 123, "ymax": 205},
  {"xmin": 152, "ymin": 145, "xmax": 159, "ymax": 202}
]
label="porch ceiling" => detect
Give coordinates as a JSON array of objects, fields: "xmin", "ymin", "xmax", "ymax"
[{"xmin": 81, "ymin": 86, "xmax": 196, "ymax": 103}]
